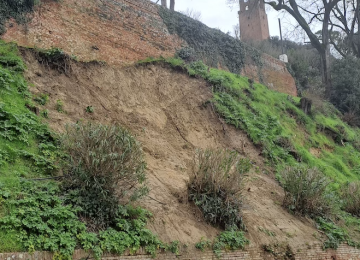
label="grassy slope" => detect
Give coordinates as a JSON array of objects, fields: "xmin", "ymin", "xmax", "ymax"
[{"xmin": 138, "ymin": 57, "xmax": 360, "ymax": 247}]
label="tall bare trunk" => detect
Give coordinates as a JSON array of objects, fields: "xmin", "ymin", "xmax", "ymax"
[
  {"xmin": 161, "ymin": 0, "xmax": 167, "ymax": 8},
  {"xmin": 321, "ymin": 48, "xmax": 332, "ymax": 98},
  {"xmin": 170, "ymin": 0, "xmax": 175, "ymax": 11}
]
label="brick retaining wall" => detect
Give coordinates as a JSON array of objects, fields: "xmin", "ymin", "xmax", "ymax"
[
  {"xmin": 2, "ymin": 0, "xmax": 297, "ymax": 96},
  {"xmin": 1, "ymin": 244, "xmax": 359, "ymax": 260}
]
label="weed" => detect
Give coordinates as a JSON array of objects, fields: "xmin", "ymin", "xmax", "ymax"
[
  {"xmin": 316, "ymin": 218, "xmax": 349, "ymax": 249},
  {"xmin": 258, "ymin": 226, "xmax": 276, "ymax": 237},
  {"xmin": 34, "ymin": 93, "xmax": 49, "ymax": 106},
  {"xmin": 56, "ymin": 99, "xmax": 64, "ymax": 113},
  {"xmin": 85, "ymin": 106, "xmax": 94, "ymax": 113},
  {"xmin": 195, "ymin": 238, "xmax": 212, "ymax": 251},
  {"xmin": 166, "ymin": 241, "xmax": 180, "ymax": 255},
  {"xmin": 41, "ymin": 109, "xmax": 49, "ymax": 118},
  {"xmin": 280, "ymin": 165, "xmax": 332, "ymax": 218},
  {"xmin": 188, "ymin": 149, "xmax": 251, "ymax": 230},
  {"xmin": 212, "ymin": 231, "xmax": 249, "ymax": 257}
]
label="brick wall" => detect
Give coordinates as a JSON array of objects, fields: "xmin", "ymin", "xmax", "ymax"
[
  {"xmin": 2, "ymin": 0, "xmax": 297, "ymax": 96},
  {"xmin": 1, "ymin": 244, "xmax": 360, "ymax": 260}
]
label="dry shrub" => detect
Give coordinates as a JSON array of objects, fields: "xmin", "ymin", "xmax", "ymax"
[
  {"xmin": 188, "ymin": 149, "xmax": 251, "ymax": 230},
  {"xmin": 341, "ymin": 182, "xmax": 360, "ymax": 217},
  {"xmin": 342, "ymin": 110, "xmax": 360, "ymax": 127},
  {"xmin": 62, "ymin": 122, "xmax": 148, "ymax": 229},
  {"xmin": 281, "ymin": 165, "xmax": 332, "ymax": 217}
]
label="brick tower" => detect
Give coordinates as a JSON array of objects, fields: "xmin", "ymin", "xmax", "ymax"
[{"xmin": 239, "ymin": 0, "xmax": 270, "ymax": 42}]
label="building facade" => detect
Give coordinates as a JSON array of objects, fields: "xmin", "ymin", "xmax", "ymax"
[{"xmin": 239, "ymin": 0, "xmax": 270, "ymax": 41}]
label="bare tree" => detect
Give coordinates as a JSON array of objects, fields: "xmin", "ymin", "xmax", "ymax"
[
  {"xmin": 181, "ymin": 8, "xmax": 202, "ymax": 21},
  {"xmin": 161, "ymin": 0, "xmax": 167, "ymax": 8},
  {"xmin": 233, "ymin": 24, "xmax": 240, "ymax": 39},
  {"xmin": 328, "ymin": 0, "xmax": 360, "ymax": 58},
  {"xmin": 264, "ymin": 0, "xmax": 341, "ymax": 97}
]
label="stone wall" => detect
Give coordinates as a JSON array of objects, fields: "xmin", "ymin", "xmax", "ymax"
[
  {"xmin": 2, "ymin": 0, "xmax": 297, "ymax": 96},
  {"xmin": 1, "ymin": 244, "xmax": 360, "ymax": 260}
]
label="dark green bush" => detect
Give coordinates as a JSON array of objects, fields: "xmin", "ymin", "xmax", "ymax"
[
  {"xmin": 330, "ymin": 57, "xmax": 360, "ymax": 126},
  {"xmin": 61, "ymin": 122, "xmax": 148, "ymax": 229},
  {"xmin": 176, "ymin": 47, "xmax": 197, "ymax": 62},
  {"xmin": 280, "ymin": 165, "xmax": 332, "ymax": 217},
  {"xmin": 188, "ymin": 149, "xmax": 251, "ymax": 231}
]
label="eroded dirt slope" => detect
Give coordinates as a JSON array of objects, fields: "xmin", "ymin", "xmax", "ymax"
[{"xmin": 22, "ymin": 50, "xmax": 321, "ymax": 249}]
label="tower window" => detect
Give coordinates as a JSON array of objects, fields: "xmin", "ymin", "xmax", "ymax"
[{"xmin": 245, "ymin": 6, "xmax": 249, "ymax": 10}]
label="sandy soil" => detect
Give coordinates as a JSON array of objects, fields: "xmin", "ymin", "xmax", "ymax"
[{"xmin": 21, "ymin": 50, "xmax": 322, "ymax": 249}]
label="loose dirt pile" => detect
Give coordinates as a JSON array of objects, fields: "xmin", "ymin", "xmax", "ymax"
[{"xmin": 22, "ymin": 50, "xmax": 320, "ymax": 249}]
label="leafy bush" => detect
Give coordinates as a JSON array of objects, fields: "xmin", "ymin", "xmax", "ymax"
[
  {"xmin": 316, "ymin": 218, "xmax": 349, "ymax": 249},
  {"xmin": 176, "ymin": 47, "xmax": 197, "ymax": 62},
  {"xmin": 0, "ymin": 181, "xmax": 86, "ymax": 258},
  {"xmin": 56, "ymin": 99, "xmax": 64, "ymax": 112},
  {"xmin": 330, "ymin": 57, "xmax": 360, "ymax": 126},
  {"xmin": 341, "ymin": 181, "xmax": 360, "ymax": 217},
  {"xmin": 62, "ymin": 122, "xmax": 148, "ymax": 228},
  {"xmin": 212, "ymin": 231, "xmax": 249, "ymax": 257},
  {"xmin": 188, "ymin": 149, "xmax": 251, "ymax": 230},
  {"xmin": 280, "ymin": 165, "xmax": 332, "ymax": 217}
]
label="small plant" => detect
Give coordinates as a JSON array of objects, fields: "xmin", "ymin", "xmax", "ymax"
[
  {"xmin": 85, "ymin": 106, "xmax": 94, "ymax": 113},
  {"xmin": 56, "ymin": 99, "xmax": 64, "ymax": 112},
  {"xmin": 212, "ymin": 231, "xmax": 249, "ymax": 257},
  {"xmin": 34, "ymin": 93, "xmax": 49, "ymax": 105},
  {"xmin": 188, "ymin": 149, "xmax": 251, "ymax": 230},
  {"xmin": 41, "ymin": 109, "xmax": 49, "ymax": 118},
  {"xmin": 280, "ymin": 165, "xmax": 332, "ymax": 218},
  {"xmin": 341, "ymin": 181, "xmax": 360, "ymax": 217},
  {"xmin": 195, "ymin": 238, "xmax": 212, "ymax": 251},
  {"xmin": 316, "ymin": 218, "xmax": 349, "ymax": 249},
  {"xmin": 62, "ymin": 122, "xmax": 148, "ymax": 228},
  {"xmin": 166, "ymin": 241, "xmax": 180, "ymax": 255}
]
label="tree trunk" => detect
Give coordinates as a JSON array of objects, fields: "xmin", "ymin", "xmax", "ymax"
[
  {"xmin": 170, "ymin": 0, "xmax": 175, "ymax": 11},
  {"xmin": 320, "ymin": 48, "xmax": 332, "ymax": 98},
  {"xmin": 161, "ymin": 0, "xmax": 167, "ymax": 8}
]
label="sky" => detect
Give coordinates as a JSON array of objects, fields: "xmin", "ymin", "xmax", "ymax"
[{"xmin": 149, "ymin": 0, "xmax": 292, "ymax": 38}]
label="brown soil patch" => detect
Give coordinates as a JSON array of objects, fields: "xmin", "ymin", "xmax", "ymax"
[{"xmin": 22, "ymin": 50, "xmax": 320, "ymax": 248}]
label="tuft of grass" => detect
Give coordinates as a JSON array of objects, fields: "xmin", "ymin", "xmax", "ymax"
[{"xmin": 188, "ymin": 148, "xmax": 251, "ymax": 231}]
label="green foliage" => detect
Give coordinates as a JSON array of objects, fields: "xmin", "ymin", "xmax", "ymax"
[
  {"xmin": 316, "ymin": 218, "xmax": 349, "ymax": 249},
  {"xmin": 41, "ymin": 109, "xmax": 49, "ymax": 118},
  {"xmin": 34, "ymin": 93, "xmax": 49, "ymax": 105},
  {"xmin": 195, "ymin": 238, "xmax": 212, "ymax": 251},
  {"xmin": 188, "ymin": 149, "xmax": 250, "ymax": 230},
  {"xmin": 330, "ymin": 57, "xmax": 360, "ymax": 126},
  {"xmin": 212, "ymin": 231, "xmax": 249, "ymax": 257},
  {"xmin": 85, "ymin": 106, "xmax": 94, "ymax": 113},
  {"xmin": 280, "ymin": 165, "xmax": 332, "ymax": 217},
  {"xmin": 56, "ymin": 99, "xmax": 64, "ymax": 113},
  {"xmin": 176, "ymin": 47, "xmax": 197, "ymax": 62},
  {"xmin": 159, "ymin": 7, "xmax": 262, "ymax": 76},
  {"xmin": 61, "ymin": 122, "xmax": 148, "ymax": 228},
  {"xmin": 0, "ymin": 181, "xmax": 85, "ymax": 259},
  {"xmin": 0, "ymin": 0, "xmax": 36, "ymax": 35},
  {"xmin": 195, "ymin": 231, "xmax": 249, "ymax": 257}
]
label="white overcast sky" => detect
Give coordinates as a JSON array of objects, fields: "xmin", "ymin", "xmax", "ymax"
[{"xmin": 150, "ymin": 0, "xmax": 295, "ymax": 38}]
